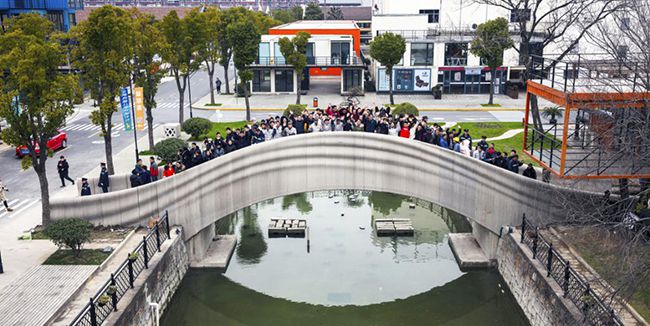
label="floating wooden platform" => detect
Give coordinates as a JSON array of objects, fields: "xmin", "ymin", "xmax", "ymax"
[
  {"xmin": 374, "ymin": 218, "xmax": 414, "ymax": 237},
  {"xmin": 268, "ymin": 218, "xmax": 307, "ymax": 237}
]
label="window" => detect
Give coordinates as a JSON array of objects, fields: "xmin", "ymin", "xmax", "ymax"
[
  {"xmin": 419, "ymin": 9, "xmax": 440, "ymax": 23},
  {"xmin": 444, "ymin": 43, "xmax": 468, "ymax": 66},
  {"xmin": 510, "ymin": 9, "xmax": 531, "ymax": 22},
  {"xmin": 411, "ymin": 43, "xmax": 434, "ymax": 66},
  {"xmin": 253, "ymin": 70, "xmax": 271, "ymax": 92},
  {"xmin": 274, "ymin": 70, "xmax": 293, "ymax": 92},
  {"xmin": 68, "ymin": 13, "xmax": 76, "ymax": 27},
  {"xmin": 46, "ymin": 11, "xmax": 65, "ymax": 31},
  {"xmin": 331, "ymin": 41, "xmax": 351, "ymax": 65},
  {"xmin": 343, "ymin": 69, "xmax": 362, "ymax": 92}
]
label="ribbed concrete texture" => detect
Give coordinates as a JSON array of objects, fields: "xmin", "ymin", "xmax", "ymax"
[{"xmin": 49, "ymin": 132, "xmax": 591, "ymax": 254}]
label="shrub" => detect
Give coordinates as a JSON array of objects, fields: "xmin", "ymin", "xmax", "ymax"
[
  {"xmin": 283, "ymin": 104, "xmax": 307, "ymax": 117},
  {"xmin": 154, "ymin": 138, "xmax": 186, "ymax": 162},
  {"xmin": 46, "ymin": 218, "xmax": 92, "ymax": 257},
  {"xmin": 181, "ymin": 117, "xmax": 212, "ymax": 139},
  {"xmin": 392, "ymin": 102, "xmax": 419, "ymax": 116}
]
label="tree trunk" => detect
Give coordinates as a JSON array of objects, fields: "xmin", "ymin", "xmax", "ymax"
[
  {"xmin": 207, "ymin": 62, "xmax": 215, "ymax": 105},
  {"xmin": 224, "ymin": 62, "xmax": 230, "ymax": 95},
  {"xmin": 388, "ymin": 68, "xmax": 394, "ymax": 105},
  {"xmin": 296, "ymin": 68, "xmax": 301, "ymax": 105},
  {"xmin": 174, "ymin": 73, "xmax": 187, "ymax": 124},
  {"xmin": 530, "ymin": 94, "xmax": 544, "ymax": 133},
  {"xmin": 104, "ymin": 113, "xmax": 115, "ymax": 175},
  {"xmin": 146, "ymin": 106, "xmax": 154, "ymax": 151},
  {"xmin": 488, "ymin": 67, "xmax": 495, "ymax": 105},
  {"xmin": 244, "ymin": 81, "xmax": 251, "ymax": 121},
  {"xmin": 34, "ymin": 163, "xmax": 50, "ymax": 227}
]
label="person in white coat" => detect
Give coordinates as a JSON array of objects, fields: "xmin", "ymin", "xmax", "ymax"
[{"xmin": 0, "ymin": 179, "xmax": 13, "ymax": 212}]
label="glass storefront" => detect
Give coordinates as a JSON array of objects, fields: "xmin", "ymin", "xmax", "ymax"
[
  {"xmin": 343, "ymin": 69, "xmax": 362, "ymax": 92},
  {"xmin": 274, "ymin": 69, "xmax": 294, "ymax": 92},
  {"xmin": 252, "ymin": 70, "xmax": 271, "ymax": 92}
]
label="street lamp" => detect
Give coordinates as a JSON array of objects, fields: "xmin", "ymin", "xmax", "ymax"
[{"xmin": 187, "ymin": 71, "xmax": 194, "ymax": 119}]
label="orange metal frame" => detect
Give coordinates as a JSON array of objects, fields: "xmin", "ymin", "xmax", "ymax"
[{"xmin": 523, "ymin": 80, "xmax": 650, "ymax": 179}]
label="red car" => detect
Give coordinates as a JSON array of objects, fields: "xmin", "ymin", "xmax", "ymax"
[{"xmin": 15, "ymin": 130, "xmax": 68, "ymax": 158}]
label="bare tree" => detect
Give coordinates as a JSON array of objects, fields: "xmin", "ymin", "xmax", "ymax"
[{"xmin": 474, "ymin": 0, "xmax": 624, "ymax": 131}]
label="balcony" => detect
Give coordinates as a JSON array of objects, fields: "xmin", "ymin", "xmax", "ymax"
[
  {"xmin": 377, "ymin": 26, "xmax": 545, "ymax": 43},
  {"xmin": 251, "ymin": 55, "xmax": 365, "ymax": 68}
]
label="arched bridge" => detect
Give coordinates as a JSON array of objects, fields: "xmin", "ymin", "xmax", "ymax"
[{"xmin": 50, "ymin": 132, "xmax": 581, "ymax": 257}]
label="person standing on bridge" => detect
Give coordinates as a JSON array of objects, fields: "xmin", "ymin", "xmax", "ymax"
[
  {"xmin": 57, "ymin": 156, "xmax": 74, "ymax": 188},
  {"xmin": 98, "ymin": 162, "xmax": 109, "ymax": 193},
  {"xmin": 80, "ymin": 178, "xmax": 91, "ymax": 196},
  {"xmin": 0, "ymin": 178, "xmax": 13, "ymax": 212}
]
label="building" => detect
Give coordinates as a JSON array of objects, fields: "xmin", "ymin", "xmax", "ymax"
[
  {"xmin": 81, "ymin": 0, "xmax": 307, "ymax": 8},
  {"xmin": 320, "ymin": 6, "xmax": 371, "ymax": 44},
  {"xmin": 249, "ymin": 20, "xmax": 365, "ymax": 95},
  {"xmin": 0, "ymin": 0, "xmax": 84, "ymax": 31},
  {"xmin": 369, "ymin": 0, "xmax": 545, "ymax": 94}
]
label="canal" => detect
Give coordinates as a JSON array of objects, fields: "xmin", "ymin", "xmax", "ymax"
[{"xmin": 161, "ymin": 190, "xmax": 529, "ymax": 325}]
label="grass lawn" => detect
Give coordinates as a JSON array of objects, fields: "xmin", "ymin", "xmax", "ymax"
[
  {"xmin": 561, "ymin": 227, "xmax": 650, "ymax": 321},
  {"xmin": 43, "ymin": 249, "xmax": 111, "ymax": 265},
  {"xmin": 199, "ymin": 121, "xmax": 249, "ymax": 140},
  {"xmin": 456, "ymin": 121, "xmax": 523, "ymax": 139}
]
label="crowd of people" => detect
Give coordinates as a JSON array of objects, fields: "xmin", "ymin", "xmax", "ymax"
[{"xmin": 143, "ymin": 105, "xmax": 540, "ymax": 182}]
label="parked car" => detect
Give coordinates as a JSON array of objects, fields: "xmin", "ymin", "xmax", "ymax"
[{"xmin": 15, "ymin": 130, "xmax": 67, "ymax": 158}]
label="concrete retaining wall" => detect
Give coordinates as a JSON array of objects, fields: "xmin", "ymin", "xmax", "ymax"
[
  {"xmin": 50, "ymin": 132, "xmax": 588, "ymax": 257},
  {"xmin": 74, "ymin": 167, "xmax": 164, "ymax": 196},
  {"xmin": 497, "ymin": 233, "xmax": 582, "ymax": 326},
  {"xmin": 107, "ymin": 229, "xmax": 189, "ymax": 326}
]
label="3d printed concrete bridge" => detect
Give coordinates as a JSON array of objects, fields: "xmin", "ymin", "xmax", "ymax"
[{"xmin": 49, "ymin": 132, "xmax": 590, "ymax": 258}]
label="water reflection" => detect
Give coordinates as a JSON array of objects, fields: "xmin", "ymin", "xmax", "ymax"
[{"xmin": 216, "ymin": 190, "xmax": 476, "ymax": 306}]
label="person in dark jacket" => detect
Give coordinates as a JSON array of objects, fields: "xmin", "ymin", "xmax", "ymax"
[
  {"xmin": 98, "ymin": 162, "xmax": 109, "ymax": 193},
  {"xmin": 523, "ymin": 163, "xmax": 537, "ymax": 179},
  {"xmin": 57, "ymin": 155, "xmax": 74, "ymax": 187},
  {"xmin": 80, "ymin": 178, "xmax": 91, "ymax": 196},
  {"xmin": 224, "ymin": 139, "xmax": 237, "ymax": 153},
  {"xmin": 130, "ymin": 169, "xmax": 141, "ymax": 187},
  {"xmin": 507, "ymin": 155, "xmax": 524, "ymax": 173}
]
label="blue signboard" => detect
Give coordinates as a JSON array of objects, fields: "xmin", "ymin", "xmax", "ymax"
[{"xmin": 120, "ymin": 87, "xmax": 133, "ymax": 132}]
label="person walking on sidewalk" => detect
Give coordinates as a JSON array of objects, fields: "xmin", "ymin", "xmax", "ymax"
[
  {"xmin": 215, "ymin": 77, "xmax": 222, "ymax": 94},
  {"xmin": 98, "ymin": 162, "xmax": 109, "ymax": 193},
  {"xmin": 57, "ymin": 156, "xmax": 74, "ymax": 188},
  {"xmin": 0, "ymin": 178, "xmax": 13, "ymax": 212}
]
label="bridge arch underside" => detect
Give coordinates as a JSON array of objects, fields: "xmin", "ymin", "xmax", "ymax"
[{"xmin": 51, "ymin": 133, "xmax": 585, "ymax": 256}]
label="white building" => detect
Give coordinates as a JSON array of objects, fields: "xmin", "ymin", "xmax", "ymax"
[
  {"xmin": 369, "ymin": 0, "xmax": 546, "ymax": 94},
  {"xmin": 250, "ymin": 21, "xmax": 365, "ymax": 95}
]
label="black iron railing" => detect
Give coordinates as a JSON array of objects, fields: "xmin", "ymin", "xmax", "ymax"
[
  {"xmin": 520, "ymin": 215, "xmax": 623, "ymax": 326},
  {"xmin": 253, "ymin": 55, "xmax": 364, "ymax": 67},
  {"xmin": 69, "ymin": 211, "xmax": 171, "ymax": 326}
]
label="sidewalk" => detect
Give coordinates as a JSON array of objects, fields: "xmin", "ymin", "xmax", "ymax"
[{"xmin": 194, "ymin": 91, "xmax": 551, "ymax": 111}]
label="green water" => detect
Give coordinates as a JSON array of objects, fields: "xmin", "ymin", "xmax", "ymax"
[{"xmin": 161, "ymin": 191, "xmax": 529, "ymax": 326}]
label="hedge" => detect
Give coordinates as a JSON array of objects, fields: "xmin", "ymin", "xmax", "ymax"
[
  {"xmin": 283, "ymin": 104, "xmax": 307, "ymax": 117},
  {"xmin": 153, "ymin": 138, "xmax": 186, "ymax": 162},
  {"xmin": 181, "ymin": 117, "xmax": 212, "ymax": 139},
  {"xmin": 392, "ymin": 102, "xmax": 419, "ymax": 116}
]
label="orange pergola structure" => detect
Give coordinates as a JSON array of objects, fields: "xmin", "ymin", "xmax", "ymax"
[{"xmin": 523, "ymin": 55, "xmax": 650, "ymax": 179}]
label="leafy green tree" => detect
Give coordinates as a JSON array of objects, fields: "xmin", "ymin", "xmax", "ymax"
[
  {"xmin": 470, "ymin": 17, "xmax": 513, "ymax": 105},
  {"xmin": 216, "ymin": 7, "xmax": 246, "ymax": 95},
  {"xmin": 46, "ymin": 218, "xmax": 92, "ymax": 257},
  {"xmin": 130, "ymin": 9, "xmax": 166, "ymax": 151},
  {"xmin": 271, "ymin": 7, "xmax": 302, "ymax": 24},
  {"xmin": 278, "ymin": 31, "xmax": 311, "ymax": 105},
  {"xmin": 74, "ymin": 5, "xmax": 133, "ymax": 175},
  {"xmin": 369, "ymin": 32, "xmax": 406, "ymax": 105},
  {"xmin": 304, "ymin": 1, "xmax": 324, "ymax": 20},
  {"xmin": 0, "ymin": 14, "xmax": 78, "ymax": 227},
  {"xmin": 327, "ymin": 6, "xmax": 344, "ymax": 20},
  {"xmin": 199, "ymin": 7, "xmax": 222, "ymax": 105},
  {"xmin": 159, "ymin": 9, "xmax": 205, "ymax": 123},
  {"xmin": 229, "ymin": 14, "xmax": 262, "ymax": 120}
]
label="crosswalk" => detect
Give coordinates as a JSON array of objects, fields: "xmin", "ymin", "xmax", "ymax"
[
  {"xmin": 0, "ymin": 198, "xmax": 41, "ymax": 219},
  {"xmin": 157, "ymin": 102, "xmax": 188, "ymax": 110},
  {"xmin": 61, "ymin": 122, "xmax": 160, "ymax": 133}
]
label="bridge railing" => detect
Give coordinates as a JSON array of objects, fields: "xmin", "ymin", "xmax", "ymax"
[
  {"xmin": 69, "ymin": 211, "xmax": 171, "ymax": 326},
  {"xmin": 520, "ymin": 215, "xmax": 623, "ymax": 326}
]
